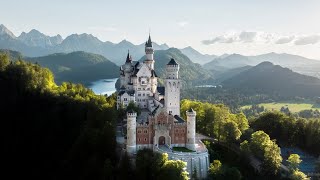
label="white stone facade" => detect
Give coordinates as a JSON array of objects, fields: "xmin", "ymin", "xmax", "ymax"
[{"xmin": 116, "ymin": 34, "xmax": 208, "ymax": 178}]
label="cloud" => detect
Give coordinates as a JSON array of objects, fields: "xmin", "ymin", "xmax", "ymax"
[
  {"xmin": 202, "ymin": 31, "xmax": 320, "ymax": 46},
  {"xmin": 88, "ymin": 26, "xmax": 117, "ymax": 32},
  {"xmin": 275, "ymin": 36, "xmax": 295, "ymax": 44},
  {"xmin": 202, "ymin": 31, "xmax": 259, "ymax": 45},
  {"xmin": 178, "ymin": 21, "xmax": 189, "ymax": 27},
  {"xmin": 294, "ymin": 35, "xmax": 320, "ymax": 45},
  {"xmin": 202, "ymin": 35, "xmax": 237, "ymax": 44},
  {"xmin": 239, "ymin": 31, "xmax": 257, "ymax": 42}
]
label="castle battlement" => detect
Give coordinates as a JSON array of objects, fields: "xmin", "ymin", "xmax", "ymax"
[
  {"xmin": 127, "ymin": 112, "xmax": 137, "ymax": 117},
  {"xmin": 136, "ymin": 123, "xmax": 149, "ymax": 127}
]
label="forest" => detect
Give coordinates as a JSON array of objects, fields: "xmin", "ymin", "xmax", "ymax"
[{"xmin": 1, "ymin": 53, "xmax": 319, "ymax": 180}]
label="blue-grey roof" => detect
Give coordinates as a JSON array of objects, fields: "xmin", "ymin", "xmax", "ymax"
[
  {"xmin": 167, "ymin": 58, "xmax": 178, "ymax": 65},
  {"xmin": 126, "ymin": 50, "xmax": 132, "ymax": 63},
  {"xmin": 174, "ymin": 115, "xmax": 185, "ymax": 123},
  {"xmin": 145, "ymin": 34, "xmax": 152, "ymax": 47}
]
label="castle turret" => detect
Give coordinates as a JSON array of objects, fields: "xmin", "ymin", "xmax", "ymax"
[
  {"xmin": 126, "ymin": 110, "xmax": 137, "ymax": 154},
  {"xmin": 186, "ymin": 108, "xmax": 196, "ymax": 151},
  {"xmin": 144, "ymin": 34, "xmax": 155, "ymax": 70},
  {"xmin": 164, "ymin": 58, "xmax": 180, "ymax": 116}
]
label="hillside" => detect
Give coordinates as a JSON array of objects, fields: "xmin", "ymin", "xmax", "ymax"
[
  {"xmin": 0, "ymin": 49, "xmax": 23, "ymax": 60},
  {"xmin": 222, "ymin": 62, "xmax": 320, "ymax": 97},
  {"xmin": 180, "ymin": 46, "xmax": 217, "ymax": 65},
  {"xmin": 139, "ymin": 48, "xmax": 212, "ymax": 86},
  {"xmin": 26, "ymin": 51, "xmax": 119, "ymax": 84},
  {"xmin": 204, "ymin": 52, "xmax": 320, "ymax": 79}
]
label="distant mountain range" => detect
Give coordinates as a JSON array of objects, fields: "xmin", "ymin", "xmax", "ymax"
[
  {"xmin": 0, "ymin": 24, "xmax": 170, "ymax": 65},
  {"xmin": 204, "ymin": 53, "xmax": 320, "ymax": 79},
  {"xmin": 222, "ymin": 61, "xmax": 320, "ymax": 97},
  {"xmin": 2, "ymin": 24, "xmax": 320, "ymax": 80}
]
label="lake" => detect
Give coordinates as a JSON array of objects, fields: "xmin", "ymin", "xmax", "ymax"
[{"xmin": 89, "ymin": 78, "xmax": 118, "ymax": 96}]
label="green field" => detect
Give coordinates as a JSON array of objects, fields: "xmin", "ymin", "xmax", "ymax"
[{"xmin": 241, "ymin": 102, "xmax": 320, "ymax": 113}]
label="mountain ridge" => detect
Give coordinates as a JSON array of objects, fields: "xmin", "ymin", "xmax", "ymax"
[{"xmin": 222, "ymin": 61, "xmax": 320, "ymax": 97}]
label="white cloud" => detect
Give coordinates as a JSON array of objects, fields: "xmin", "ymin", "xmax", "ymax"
[
  {"xmin": 239, "ymin": 31, "xmax": 257, "ymax": 42},
  {"xmin": 202, "ymin": 31, "xmax": 320, "ymax": 46},
  {"xmin": 88, "ymin": 26, "xmax": 117, "ymax": 32},
  {"xmin": 294, "ymin": 35, "xmax": 320, "ymax": 45},
  {"xmin": 178, "ymin": 21, "xmax": 189, "ymax": 27},
  {"xmin": 275, "ymin": 36, "xmax": 295, "ymax": 44}
]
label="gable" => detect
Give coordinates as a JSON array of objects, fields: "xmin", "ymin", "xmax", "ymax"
[{"xmin": 136, "ymin": 63, "xmax": 152, "ymax": 78}]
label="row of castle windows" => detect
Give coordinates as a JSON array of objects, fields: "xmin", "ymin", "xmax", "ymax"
[
  {"xmin": 138, "ymin": 138, "xmax": 148, "ymax": 142},
  {"xmin": 175, "ymin": 129, "xmax": 185, "ymax": 133},
  {"xmin": 138, "ymin": 93, "xmax": 149, "ymax": 97},
  {"xmin": 137, "ymin": 129, "xmax": 148, "ymax": 134},
  {"xmin": 137, "ymin": 87, "xmax": 150, "ymax": 90}
]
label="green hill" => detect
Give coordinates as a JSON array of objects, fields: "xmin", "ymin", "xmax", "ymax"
[
  {"xmin": 0, "ymin": 49, "xmax": 23, "ymax": 60},
  {"xmin": 139, "ymin": 48, "xmax": 212, "ymax": 86},
  {"xmin": 25, "ymin": 51, "xmax": 119, "ymax": 84},
  {"xmin": 0, "ymin": 49, "xmax": 119, "ymax": 84},
  {"xmin": 222, "ymin": 61, "xmax": 320, "ymax": 97}
]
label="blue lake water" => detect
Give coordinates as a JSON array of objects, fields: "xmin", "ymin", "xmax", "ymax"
[{"xmin": 89, "ymin": 78, "xmax": 118, "ymax": 96}]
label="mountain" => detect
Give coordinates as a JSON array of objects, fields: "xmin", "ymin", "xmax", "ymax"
[
  {"xmin": 204, "ymin": 52, "xmax": 320, "ymax": 79},
  {"xmin": 222, "ymin": 62, "xmax": 320, "ymax": 97},
  {"xmin": 0, "ymin": 24, "xmax": 50, "ymax": 56},
  {"xmin": 214, "ymin": 65, "xmax": 252, "ymax": 83},
  {"xmin": 26, "ymin": 51, "xmax": 119, "ymax": 84},
  {"xmin": 180, "ymin": 46, "xmax": 217, "ymax": 65},
  {"xmin": 204, "ymin": 53, "xmax": 252, "ymax": 70},
  {"xmin": 18, "ymin": 29, "xmax": 62, "ymax": 47},
  {"xmin": 0, "ymin": 24, "xmax": 16, "ymax": 38},
  {"xmin": 139, "ymin": 48, "xmax": 212, "ymax": 86},
  {"xmin": 0, "ymin": 25, "xmax": 170, "ymax": 65}
]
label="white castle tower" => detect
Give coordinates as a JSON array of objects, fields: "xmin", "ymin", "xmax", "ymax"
[
  {"xmin": 186, "ymin": 108, "xmax": 196, "ymax": 151},
  {"xmin": 144, "ymin": 34, "xmax": 155, "ymax": 70},
  {"xmin": 126, "ymin": 110, "xmax": 137, "ymax": 154},
  {"xmin": 164, "ymin": 58, "xmax": 180, "ymax": 116}
]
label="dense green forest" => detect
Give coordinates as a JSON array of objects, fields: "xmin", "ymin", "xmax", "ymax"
[
  {"xmin": 0, "ymin": 53, "xmax": 118, "ymax": 179},
  {"xmin": 180, "ymin": 100, "xmax": 318, "ymax": 179}
]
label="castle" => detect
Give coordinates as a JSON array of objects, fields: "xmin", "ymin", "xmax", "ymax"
[{"xmin": 117, "ymin": 34, "xmax": 209, "ymax": 178}]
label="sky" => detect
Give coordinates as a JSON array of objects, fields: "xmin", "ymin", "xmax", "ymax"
[{"xmin": 1, "ymin": 0, "xmax": 320, "ymax": 59}]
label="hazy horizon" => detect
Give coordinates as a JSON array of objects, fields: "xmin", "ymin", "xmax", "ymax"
[{"xmin": 1, "ymin": 0, "xmax": 320, "ymax": 59}]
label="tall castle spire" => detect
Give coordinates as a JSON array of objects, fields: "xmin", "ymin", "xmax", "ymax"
[
  {"xmin": 145, "ymin": 33, "xmax": 153, "ymax": 47},
  {"xmin": 144, "ymin": 33, "xmax": 154, "ymax": 69},
  {"xmin": 126, "ymin": 50, "xmax": 132, "ymax": 63}
]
